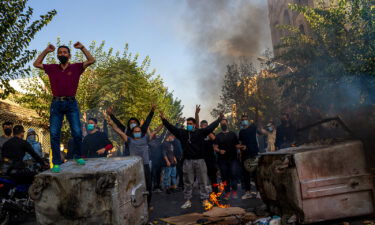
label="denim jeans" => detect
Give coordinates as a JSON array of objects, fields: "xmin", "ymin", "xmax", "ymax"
[
  {"xmin": 50, "ymin": 100, "xmax": 82, "ymax": 165},
  {"xmin": 163, "ymin": 166, "xmax": 177, "ymax": 188}
]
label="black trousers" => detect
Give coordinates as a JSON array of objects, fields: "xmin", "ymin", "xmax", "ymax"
[
  {"xmin": 176, "ymin": 159, "xmax": 184, "ymax": 188},
  {"xmin": 205, "ymin": 159, "xmax": 218, "ymax": 192},
  {"xmin": 151, "ymin": 163, "xmax": 162, "ymax": 189},
  {"xmin": 217, "ymin": 159, "xmax": 241, "ymax": 193},
  {"xmin": 144, "ymin": 164, "xmax": 152, "ymax": 206},
  {"xmin": 241, "ymin": 159, "xmax": 252, "ymax": 192}
]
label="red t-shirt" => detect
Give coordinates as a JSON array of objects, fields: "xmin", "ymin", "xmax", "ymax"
[{"xmin": 43, "ymin": 63, "xmax": 85, "ymax": 97}]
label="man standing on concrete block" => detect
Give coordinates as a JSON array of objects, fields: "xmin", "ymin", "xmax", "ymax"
[{"xmin": 33, "ymin": 42, "xmax": 96, "ymax": 173}]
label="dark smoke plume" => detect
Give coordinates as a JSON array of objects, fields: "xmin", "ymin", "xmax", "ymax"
[{"xmin": 184, "ymin": 0, "xmax": 272, "ymax": 114}]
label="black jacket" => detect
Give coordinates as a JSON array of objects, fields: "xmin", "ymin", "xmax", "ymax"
[
  {"xmin": 110, "ymin": 110, "xmax": 154, "ymax": 137},
  {"xmin": 2, "ymin": 137, "xmax": 44, "ymax": 168},
  {"xmin": 162, "ymin": 118, "xmax": 221, "ymax": 159},
  {"xmin": 275, "ymin": 123, "xmax": 297, "ymax": 149},
  {"xmin": 239, "ymin": 124, "xmax": 259, "ymax": 158},
  {"xmin": 110, "ymin": 110, "xmax": 154, "ymax": 156}
]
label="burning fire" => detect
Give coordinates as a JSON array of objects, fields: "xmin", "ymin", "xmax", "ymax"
[{"xmin": 204, "ymin": 182, "xmax": 230, "ymax": 211}]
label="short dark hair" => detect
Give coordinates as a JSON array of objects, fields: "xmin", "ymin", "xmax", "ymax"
[
  {"xmin": 241, "ymin": 115, "xmax": 248, "ymax": 119},
  {"xmin": 88, "ymin": 118, "xmax": 98, "ymax": 124},
  {"xmin": 200, "ymin": 120, "xmax": 208, "ymax": 124},
  {"xmin": 2, "ymin": 121, "xmax": 13, "ymax": 127},
  {"xmin": 57, "ymin": 45, "xmax": 71, "ymax": 54},
  {"xmin": 13, "ymin": 125, "xmax": 25, "ymax": 135},
  {"xmin": 186, "ymin": 117, "xmax": 197, "ymax": 124}
]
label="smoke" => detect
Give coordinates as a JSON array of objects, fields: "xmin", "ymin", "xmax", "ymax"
[{"xmin": 183, "ymin": 0, "xmax": 272, "ymax": 117}]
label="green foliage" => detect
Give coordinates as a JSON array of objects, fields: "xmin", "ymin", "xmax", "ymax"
[
  {"xmin": 274, "ymin": 0, "xmax": 375, "ymax": 122},
  {"xmin": 211, "ymin": 58, "xmax": 282, "ymax": 128},
  {"xmin": 0, "ymin": 0, "xmax": 56, "ymax": 98},
  {"xmin": 13, "ymin": 40, "xmax": 183, "ymax": 143}
]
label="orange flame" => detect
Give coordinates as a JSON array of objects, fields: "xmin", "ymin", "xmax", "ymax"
[{"xmin": 204, "ymin": 182, "xmax": 230, "ymax": 211}]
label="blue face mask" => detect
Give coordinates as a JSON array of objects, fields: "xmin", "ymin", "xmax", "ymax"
[
  {"xmin": 130, "ymin": 123, "xmax": 137, "ymax": 129},
  {"xmin": 27, "ymin": 135, "xmax": 36, "ymax": 142},
  {"xmin": 87, "ymin": 124, "xmax": 95, "ymax": 131},
  {"xmin": 241, "ymin": 120, "xmax": 249, "ymax": 126},
  {"xmin": 133, "ymin": 132, "xmax": 142, "ymax": 138},
  {"xmin": 186, "ymin": 125, "xmax": 194, "ymax": 131}
]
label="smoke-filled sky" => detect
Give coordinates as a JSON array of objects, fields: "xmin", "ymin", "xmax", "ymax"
[{"xmin": 25, "ymin": 0, "xmax": 272, "ymax": 121}]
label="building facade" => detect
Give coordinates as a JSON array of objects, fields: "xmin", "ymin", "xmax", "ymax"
[{"xmin": 267, "ymin": 0, "xmax": 333, "ymax": 56}]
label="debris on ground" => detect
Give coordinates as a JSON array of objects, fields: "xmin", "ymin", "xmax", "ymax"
[{"xmin": 160, "ymin": 207, "xmax": 265, "ymax": 225}]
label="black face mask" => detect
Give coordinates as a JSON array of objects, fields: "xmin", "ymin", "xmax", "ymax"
[
  {"xmin": 221, "ymin": 124, "xmax": 228, "ymax": 131},
  {"xmin": 58, "ymin": 55, "xmax": 69, "ymax": 64},
  {"xmin": 4, "ymin": 128, "xmax": 11, "ymax": 136}
]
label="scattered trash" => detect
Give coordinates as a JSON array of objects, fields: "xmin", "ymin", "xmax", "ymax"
[
  {"xmin": 287, "ymin": 215, "xmax": 297, "ymax": 224},
  {"xmin": 269, "ymin": 216, "xmax": 281, "ymax": 225},
  {"xmin": 254, "ymin": 204, "xmax": 270, "ymax": 217},
  {"xmin": 254, "ymin": 217, "xmax": 271, "ymax": 225}
]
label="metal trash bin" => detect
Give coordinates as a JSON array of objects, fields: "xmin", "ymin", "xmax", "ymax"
[
  {"xmin": 257, "ymin": 140, "xmax": 374, "ymax": 223},
  {"xmin": 30, "ymin": 156, "xmax": 148, "ymax": 225}
]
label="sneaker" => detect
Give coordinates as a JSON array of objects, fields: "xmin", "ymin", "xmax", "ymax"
[
  {"xmin": 153, "ymin": 188, "xmax": 162, "ymax": 193},
  {"xmin": 241, "ymin": 191, "xmax": 252, "ymax": 200},
  {"xmin": 181, "ymin": 200, "xmax": 192, "ymax": 209},
  {"xmin": 223, "ymin": 192, "xmax": 230, "ymax": 200},
  {"xmin": 231, "ymin": 191, "xmax": 238, "ymax": 199},
  {"xmin": 51, "ymin": 165, "xmax": 61, "ymax": 173},
  {"xmin": 75, "ymin": 158, "xmax": 86, "ymax": 165},
  {"xmin": 251, "ymin": 191, "xmax": 260, "ymax": 198}
]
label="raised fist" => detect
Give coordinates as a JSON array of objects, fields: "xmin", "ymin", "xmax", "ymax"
[
  {"xmin": 106, "ymin": 106, "xmax": 113, "ymax": 115},
  {"xmin": 45, "ymin": 44, "xmax": 55, "ymax": 53},
  {"xmin": 159, "ymin": 111, "xmax": 165, "ymax": 120},
  {"xmin": 151, "ymin": 104, "xmax": 157, "ymax": 111},
  {"xmin": 74, "ymin": 42, "xmax": 84, "ymax": 49},
  {"xmin": 219, "ymin": 111, "xmax": 225, "ymax": 120}
]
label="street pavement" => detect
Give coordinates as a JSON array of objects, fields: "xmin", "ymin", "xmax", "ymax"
[{"xmin": 149, "ymin": 187, "xmax": 263, "ymax": 222}]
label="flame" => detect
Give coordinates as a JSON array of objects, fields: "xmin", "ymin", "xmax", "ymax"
[{"xmin": 204, "ymin": 182, "xmax": 230, "ymax": 211}]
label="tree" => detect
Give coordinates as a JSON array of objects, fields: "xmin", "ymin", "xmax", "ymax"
[
  {"xmin": 0, "ymin": 0, "xmax": 56, "ymax": 98},
  {"xmin": 211, "ymin": 58, "xmax": 282, "ymax": 129},
  {"xmin": 13, "ymin": 40, "xmax": 183, "ymax": 143},
  {"xmin": 275, "ymin": 0, "xmax": 375, "ymax": 123}
]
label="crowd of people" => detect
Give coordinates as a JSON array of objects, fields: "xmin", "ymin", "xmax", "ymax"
[
  {"xmin": 0, "ymin": 107, "xmax": 297, "ymax": 210},
  {"xmin": 0, "ymin": 43, "xmax": 299, "ymax": 210}
]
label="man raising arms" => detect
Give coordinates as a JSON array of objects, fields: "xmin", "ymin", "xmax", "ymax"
[{"xmin": 33, "ymin": 42, "xmax": 96, "ymax": 172}]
